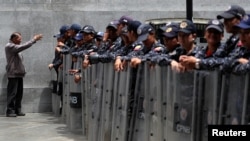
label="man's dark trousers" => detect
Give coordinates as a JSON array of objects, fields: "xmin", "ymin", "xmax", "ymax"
[{"xmin": 6, "ymin": 77, "xmax": 23, "ymax": 114}]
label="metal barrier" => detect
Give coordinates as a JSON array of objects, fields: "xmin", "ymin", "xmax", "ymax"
[{"xmin": 55, "ymin": 61, "xmax": 250, "ymax": 141}]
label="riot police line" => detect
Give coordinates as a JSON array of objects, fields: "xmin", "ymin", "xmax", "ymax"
[{"xmin": 50, "ymin": 52, "xmax": 250, "ymax": 141}]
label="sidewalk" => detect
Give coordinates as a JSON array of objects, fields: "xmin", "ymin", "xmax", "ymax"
[{"xmin": 0, "ymin": 113, "xmax": 87, "ymax": 141}]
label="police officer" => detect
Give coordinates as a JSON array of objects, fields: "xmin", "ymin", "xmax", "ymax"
[
  {"xmin": 58, "ymin": 23, "xmax": 82, "ymax": 54},
  {"xmin": 49, "ymin": 25, "xmax": 71, "ymax": 114},
  {"xmin": 180, "ymin": 19, "xmax": 225, "ymax": 70},
  {"xmin": 69, "ymin": 24, "xmax": 82, "ymax": 38},
  {"xmin": 150, "ymin": 22, "xmax": 180, "ymax": 65},
  {"xmin": 161, "ymin": 22, "xmax": 180, "ymax": 53},
  {"xmin": 117, "ymin": 15, "xmax": 133, "ymax": 36},
  {"xmin": 216, "ymin": 5, "xmax": 245, "ymax": 56},
  {"xmin": 111, "ymin": 27, "xmax": 130, "ymax": 66},
  {"xmin": 53, "ymin": 25, "xmax": 71, "ymax": 54},
  {"xmin": 223, "ymin": 14, "xmax": 250, "ymax": 74},
  {"xmin": 69, "ymin": 33, "xmax": 85, "ymax": 83},
  {"xmin": 155, "ymin": 20, "xmax": 199, "ymax": 72},
  {"xmin": 69, "ymin": 33, "xmax": 85, "ymax": 68},
  {"xmin": 130, "ymin": 24, "xmax": 166, "ymax": 68},
  {"xmin": 114, "ymin": 20, "xmax": 142, "ymax": 71},
  {"xmin": 49, "ymin": 25, "xmax": 70, "ymax": 74},
  {"xmin": 95, "ymin": 31, "xmax": 104, "ymax": 48},
  {"xmin": 88, "ymin": 20, "xmax": 123, "ymax": 64},
  {"xmin": 80, "ymin": 25, "xmax": 99, "ymax": 69}
]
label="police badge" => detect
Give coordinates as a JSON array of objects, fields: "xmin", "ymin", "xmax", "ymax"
[
  {"xmin": 180, "ymin": 22, "xmax": 188, "ymax": 29},
  {"xmin": 212, "ymin": 20, "xmax": 219, "ymax": 25},
  {"xmin": 166, "ymin": 27, "xmax": 172, "ymax": 33},
  {"xmin": 137, "ymin": 28, "xmax": 142, "ymax": 35}
]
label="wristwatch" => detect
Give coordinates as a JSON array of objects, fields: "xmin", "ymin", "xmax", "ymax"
[{"xmin": 195, "ymin": 59, "xmax": 200, "ymax": 69}]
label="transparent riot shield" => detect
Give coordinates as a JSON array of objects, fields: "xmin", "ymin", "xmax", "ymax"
[
  {"xmin": 128, "ymin": 63, "xmax": 146, "ymax": 141},
  {"xmin": 242, "ymin": 73, "xmax": 250, "ymax": 124},
  {"xmin": 219, "ymin": 73, "xmax": 250, "ymax": 125},
  {"xmin": 162, "ymin": 66, "xmax": 171, "ymax": 141},
  {"xmin": 62, "ymin": 54, "xmax": 71, "ymax": 124},
  {"xmin": 82, "ymin": 63, "xmax": 93, "ymax": 138},
  {"xmin": 145, "ymin": 64, "xmax": 163, "ymax": 141},
  {"xmin": 68, "ymin": 56, "xmax": 82, "ymax": 132},
  {"xmin": 128, "ymin": 63, "xmax": 164, "ymax": 141},
  {"xmin": 81, "ymin": 57, "xmax": 88, "ymax": 136},
  {"xmin": 110, "ymin": 65, "xmax": 120, "ymax": 141},
  {"xmin": 99, "ymin": 62, "xmax": 115, "ymax": 141},
  {"xmin": 50, "ymin": 67, "xmax": 60, "ymax": 116},
  {"xmin": 111, "ymin": 63, "xmax": 131, "ymax": 141},
  {"xmin": 194, "ymin": 69, "xmax": 222, "ymax": 141},
  {"xmin": 165, "ymin": 69, "xmax": 197, "ymax": 141},
  {"xmin": 87, "ymin": 63, "xmax": 104, "ymax": 141}
]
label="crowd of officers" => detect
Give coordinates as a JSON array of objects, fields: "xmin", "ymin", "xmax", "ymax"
[{"xmin": 48, "ymin": 4, "xmax": 250, "ymax": 98}]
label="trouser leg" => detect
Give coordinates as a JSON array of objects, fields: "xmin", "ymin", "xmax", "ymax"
[
  {"xmin": 15, "ymin": 78, "xmax": 23, "ymax": 111},
  {"xmin": 58, "ymin": 82, "xmax": 63, "ymax": 96},
  {"xmin": 58, "ymin": 82, "xmax": 63, "ymax": 114},
  {"xmin": 7, "ymin": 78, "xmax": 18, "ymax": 113}
]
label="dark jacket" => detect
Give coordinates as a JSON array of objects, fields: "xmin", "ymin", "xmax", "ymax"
[
  {"xmin": 196, "ymin": 43, "xmax": 226, "ymax": 70},
  {"xmin": 154, "ymin": 45, "xmax": 200, "ymax": 66},
  {"xmin": 221, "ymin": 46, "xmax": 250, "ymax": 74}
]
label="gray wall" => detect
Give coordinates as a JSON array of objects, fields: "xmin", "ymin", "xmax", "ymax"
[{"xmin": 0, "ymin": 0, "xmax": 249, "ymax": 114}]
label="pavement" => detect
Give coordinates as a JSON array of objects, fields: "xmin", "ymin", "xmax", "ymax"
[{"xmin": 0, "ymin": 112, "xmax": 87, "ymax": 141}]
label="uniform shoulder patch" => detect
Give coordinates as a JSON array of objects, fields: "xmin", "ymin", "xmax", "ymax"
[
  {"xmin": 134, "ymin": 45, "xmax": 142, "ymax": 51},
  {"xmin": 168, "ymin": 50, "xmax": 177, "ymax": 56},
  {"xmin": 109, "ymin": 45, "xmax": 115, "ymax": 49},
  {"xmin": 154, "ymin": 47, "xmax": 163, "ymax": 52},
  {"xmin": 237, "ymin": 41, "xmax": 242, "ymax": 47}
]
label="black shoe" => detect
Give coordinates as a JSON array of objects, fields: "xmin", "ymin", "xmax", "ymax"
[
  {"xmin": 6, "ymin": 113, "xmax": 17, "ymax": 117},
  {"xmin": 15, "ymin": 108, "xmax": 26, "ymax": 116},
  {"xmin": 16, "ymin": 111, "xmax": 25, "ymax": 116},
  {"xmin": 6, "ymin": 109, "xmax": 17, "ymax": 117}
]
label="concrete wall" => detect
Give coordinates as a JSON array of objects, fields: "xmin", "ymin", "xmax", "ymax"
[{"xmin": 0, "ymin": 0, "xmax": 249, "ymax": 114}]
